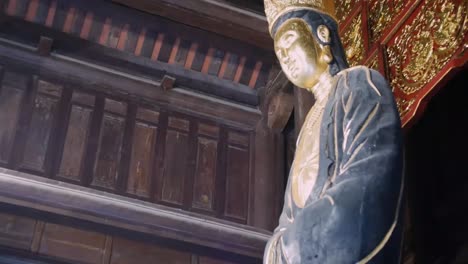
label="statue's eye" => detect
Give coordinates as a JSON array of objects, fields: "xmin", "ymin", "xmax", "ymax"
[{"xmin": 280, "ymin": 31, "xmax": 298, "ymax": 48}]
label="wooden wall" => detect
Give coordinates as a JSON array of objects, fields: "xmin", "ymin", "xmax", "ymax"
[
  {"xmin": 0, "ymin": 58, "xmax": 276, "ymax": 227},
  {"xmin": 0, "ymin": 212, "xmax": 257, "ymax": 263}
]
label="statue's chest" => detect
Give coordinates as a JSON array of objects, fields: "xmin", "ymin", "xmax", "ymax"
[{"xmin": 290, "ymin": 105, "xmax": 325, "ymax": 208}]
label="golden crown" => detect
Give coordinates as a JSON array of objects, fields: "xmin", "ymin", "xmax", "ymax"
[{"xmin": 264, "ymin": 0, "xmax": 336, "ymax": 34}]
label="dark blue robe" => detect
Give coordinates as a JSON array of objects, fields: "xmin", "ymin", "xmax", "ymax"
[{"xmin": 264, "ymin": 66, "xmax": 404, "ymax": 264}]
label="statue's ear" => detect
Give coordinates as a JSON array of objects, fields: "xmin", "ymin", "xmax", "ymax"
[
  {"xmin": 316, "ymin": 25, "xmax": 331, "ymax": 44},
  {"xmin": 317, "ymin": 25, "xmax": 333, "ymax": 64}
]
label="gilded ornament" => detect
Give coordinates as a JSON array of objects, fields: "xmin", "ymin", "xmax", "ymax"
[
  {"xmin": 367, "ymin": 55, "xmax": 379, "ymax": 71},
  {"xmin": 387, "ymin": 0, "xmax": 467, "ymax": 95},
  {"xmin": 368, "ymin": 0, "xmax": 405, "ymax": 42},
  {"xmin": 395, "ymin": 98, "xmax": 415, "ymax": 118},
  {"xmin": 334, "ymin": 0, "xmax": 356, "ymax": 23},
  {"xmin": 342, "ymin": 14, "xmax": 364, "ymax": 66}
]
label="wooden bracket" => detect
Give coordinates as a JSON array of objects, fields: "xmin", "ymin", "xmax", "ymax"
[
  {"xmin": 161, "ymin": 74, "xmax": 176, "ymax": 91},
  {"xmin": 37, "ymin": 36, "xmax": 53, "ymax": 56}
]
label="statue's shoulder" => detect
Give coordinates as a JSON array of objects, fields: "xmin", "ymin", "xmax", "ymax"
[{"xmin": 335, "ymin": 66, "xmax": 392, "ymax": 99}]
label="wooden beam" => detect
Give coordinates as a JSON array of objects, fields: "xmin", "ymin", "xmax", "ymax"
[
  {"xmin": 0, "ymin": 168, "xmax": 270, "ymax": 258},
  {"xmin": 111, "ymin": 0, "xmax": 273, "ymax": 49},
  {"xmin": 0, "ymin": 36, "xmax": 261, "ymax": 129}
]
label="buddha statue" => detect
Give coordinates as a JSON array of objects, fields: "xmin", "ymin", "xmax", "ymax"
[{"xmin": 263, "ymin": 1, "xmax": 404, "ymax": 263}]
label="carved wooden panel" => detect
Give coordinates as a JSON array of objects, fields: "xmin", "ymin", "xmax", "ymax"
[
  {"xmin": 368, "ymin": 0, "xmax": 407, "ymax": 43},
  {"xmin": 161, "ymin": 117, "xmax": 191, "ymax": 205},
  {"xmin": 342, "ymin": 12, "xmax": 365, "ymax": 67},
  {"xmin": 21, "ymin": 79, "xmax": 62, "ymax": 173},
  {"xmin": 110, "ymin": 237, "xmax": 191, "ymax": 264},
  {"xmin": 386, "ymin": 0, "xmax": 467, "ymax": 125},
  {"xmin": 192, "ymin": 124, "xmax": 219, "ymax": 212},
  {"xmin": 335, "ymin": 0, "xmax": 467, "ymax": 127},
  {"xmin": 126, "ymin": 108, "xmax": 159, "ymax": 198},
  {"xmin": 92, "ymin": 99, "xmax": 127, "ymax": 190},
  {"xmin": 224, "ymin": 131, "xmax": 250, "ymax": 222},
  {"xmin": 0, "ymin": 71, "xmax": 26, "ymax": 164},
  {"xmin": 334, "ymin": 0, "xmax": 358, "ymax": 24},
  {"xmin": 0, "ymin": 213, "xmax": 36, "ymax": 250},
  {"xmin": 38, "ymin": 223, "xmax": 109, "ymax": 264},
  {"xmin": 57, "ymin": 91, "xmax": 95, "ymax": 182}
]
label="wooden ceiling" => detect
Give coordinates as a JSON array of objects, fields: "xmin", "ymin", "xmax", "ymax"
[{"xmin": 112, "ymin": 0, "xmax": 273, "ymax": 49}]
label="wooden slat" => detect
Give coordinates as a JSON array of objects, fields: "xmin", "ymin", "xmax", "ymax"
[
  {"xmin": 25, "ymin": 0, "xmax": 39, "ymax": 22},
  {"xmin": 217, "ymin": 52, "xmax": 231, "ymax": 79},
  {"xmin": 62, "ymin": 6, "xmax": 76, "ymax": 33},
  {"xmin": 80, "ymin": 11, "xmax": 93, "ymax": 39},
  {"xmin": 201, "ymin": 48, "xmax": 215, "ymax": 74},
  {"xmin": 99, "ymin": 17, "xmax": 112, "ymax": 45},
  {"xmin": 116, "ymin": 23, "xmax": 129, "ymax": 51},
  {"xmin": 168, "ymin": 37, "xmax": 181, "ymax": 64},
  {"xmin": 185, "ymin": 42, "xmax": 198, "ymax": 69},
  {"xmin": 233, "ymin": 56, "xmax": 246, "ymax": 83},
  {"xmin": 150, "ymin": 33, "xmax": 164, "ymax": 61},
  {"xmin": 248, "ymin": 61, "xmax": 263, "ymax": 89},
  {"xmin": 134, "ymin": 28, "xmax": 146, "ymax": 56},
  {"xmin": 44, "ymin": 0, "xmax": 57, "ymax": 27}
]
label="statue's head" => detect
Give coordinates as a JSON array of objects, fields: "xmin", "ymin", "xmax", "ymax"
[{"xmin": 265, "ymin": 0, "xmax": 349, "ymax": 89}]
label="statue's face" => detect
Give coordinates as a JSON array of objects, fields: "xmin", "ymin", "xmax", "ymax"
[{"xmin": 274, "ymin": 19, "xmax": 329, "ymax": 89}]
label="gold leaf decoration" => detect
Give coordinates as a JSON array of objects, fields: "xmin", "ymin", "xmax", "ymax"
[
  {"xmin": 395, "ymin": 98, "xmax": 416, "ymax": 118},
  {"xmin": 334, "ymin": 0, "xmax": 357, "ymax": 24},
  {"xmin": 368, "ymin": 0, "xmax": 406, "ymax": 42},
  {"xmin": 387, "ymin": 0, "xmax": 467, "ymax": 95},
  {"xmin": 367, "ymin": 55, "xmax": 379, "ymax": 71},
  {"xmin": 342, "ymin": 14, "xmax": 364, "ymax": 66}
]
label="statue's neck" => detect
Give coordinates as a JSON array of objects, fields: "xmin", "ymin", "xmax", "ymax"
[{"xmin": 309, "ymin": 71, "xmax": 334, "ymax": 104}]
